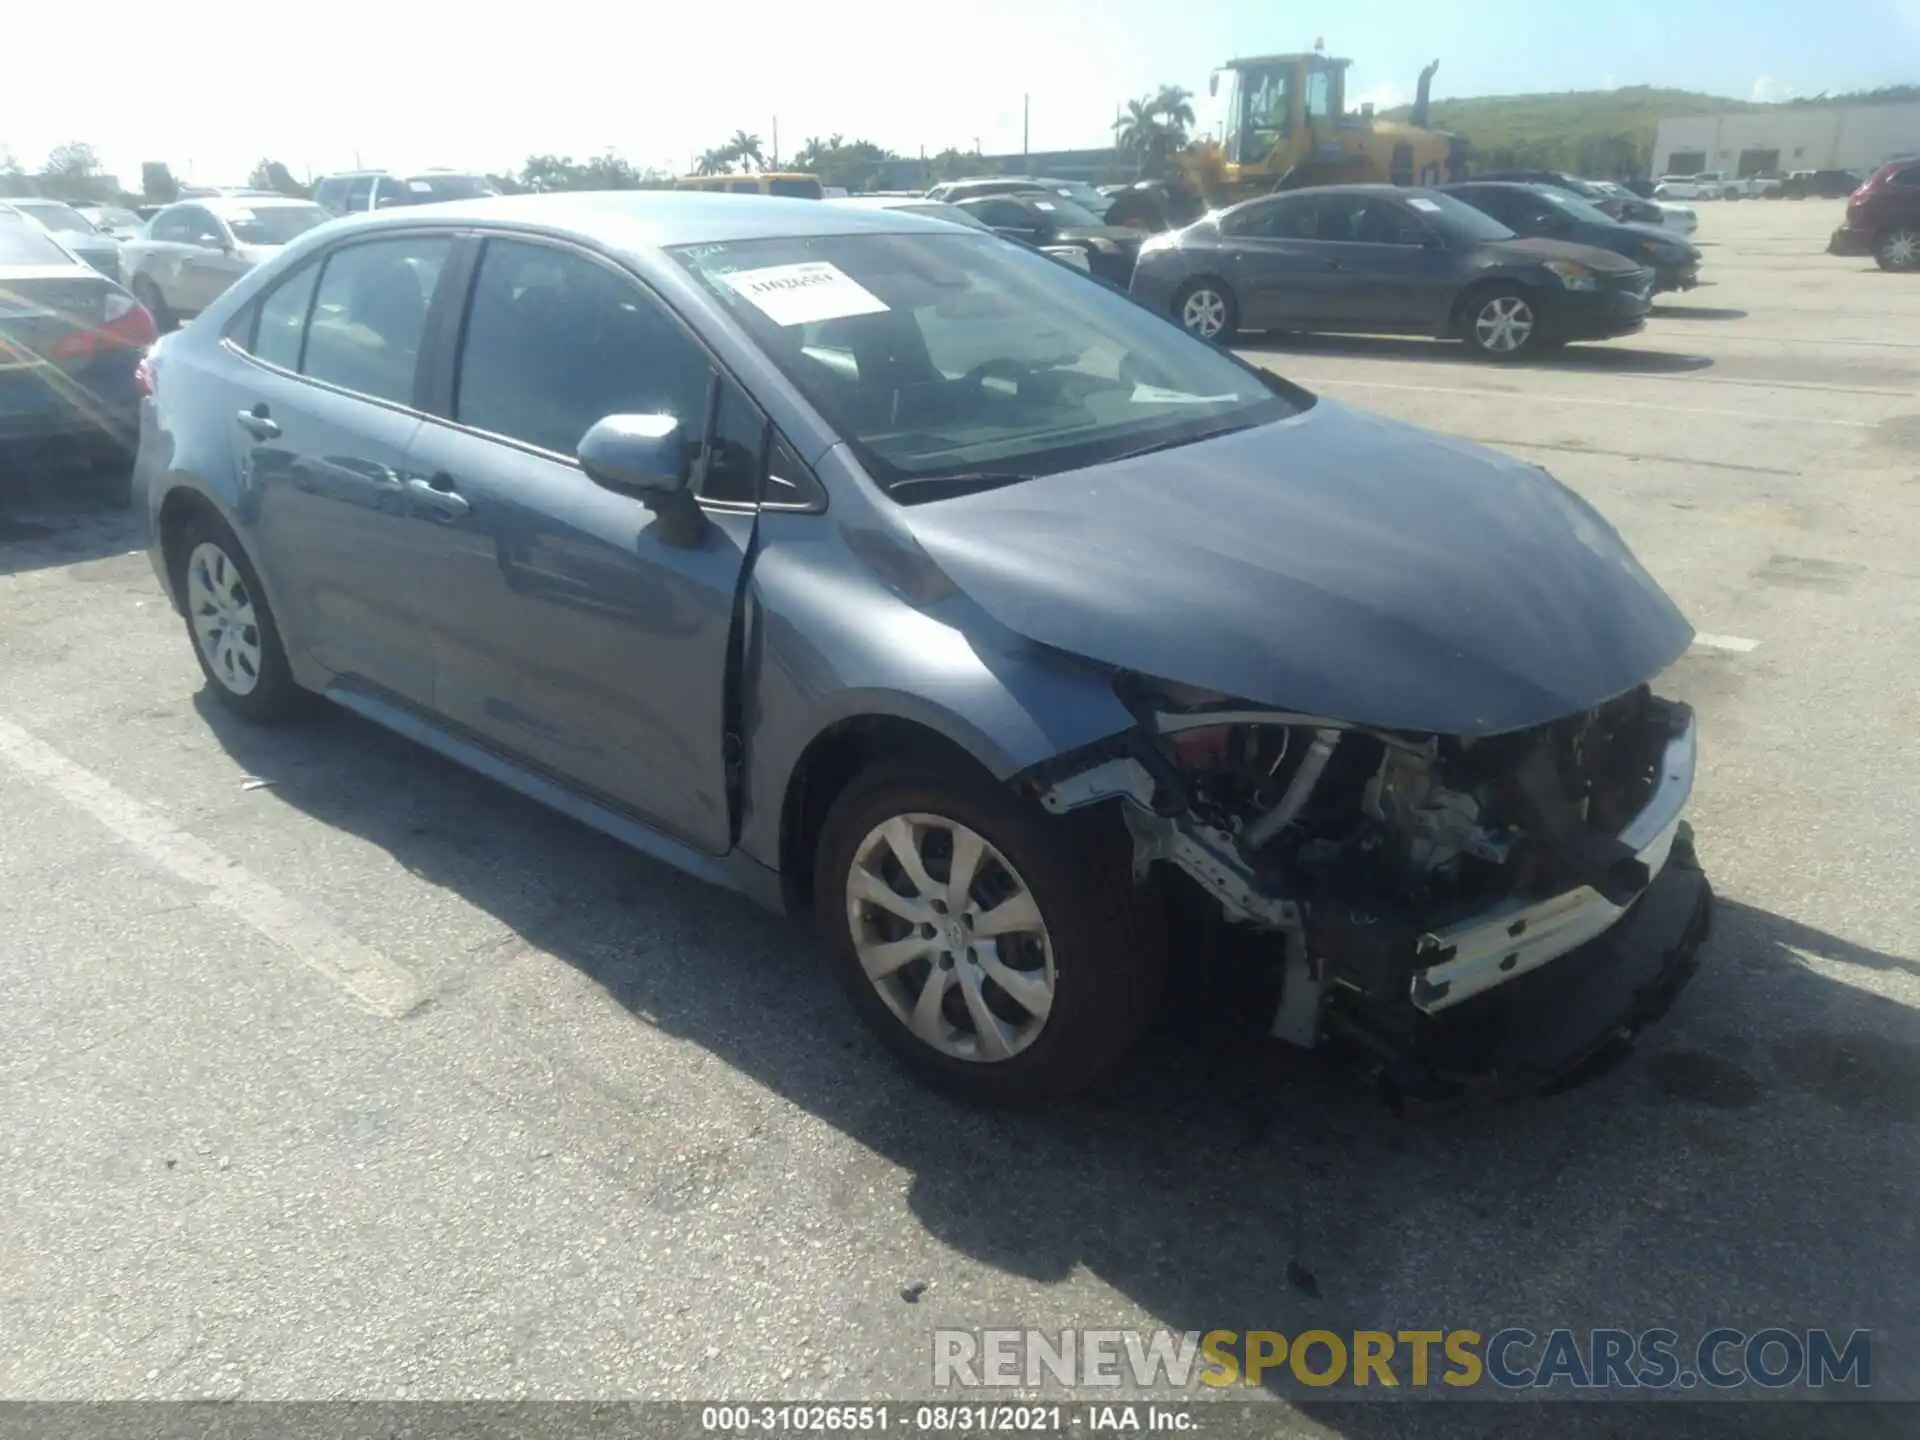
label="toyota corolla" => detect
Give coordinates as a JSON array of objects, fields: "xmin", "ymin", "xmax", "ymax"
[{"xmin": 135, "ymin": 193, "xmax": 1712, "ymax": 1106}]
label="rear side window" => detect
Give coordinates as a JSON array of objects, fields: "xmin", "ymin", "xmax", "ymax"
[
  {"xmin": 454, "ymin": 239, "xmax": 712, "ymax": 457},
  {"xmin": 250, "ymin": 260, "xmax": 322, "ymax": 371},
  {"xmin": 769, "ymin": 178, "xmax": 822, "ymax": 200},
  {"xmin": 301, "ymin": 236, "xmax": 450, "ymax": 405},
  {"xmin": 1890, "ymin": 167, "xmax": 1920, "ymax": 189},
  {"xmin": 1223, "ymin": 196, "xmax": 1314, "ymax": 239}
]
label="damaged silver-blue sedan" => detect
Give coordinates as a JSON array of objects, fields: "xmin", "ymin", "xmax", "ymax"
[{"xmin": 135, "ymin": 193, "xmax": 1712, "ymax": 1106}]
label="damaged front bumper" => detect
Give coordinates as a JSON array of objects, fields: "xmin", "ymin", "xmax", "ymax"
[
  {"xmin": 1038, "ymin": 696, "xmax": 1710, "ymax": 1100},
  {"xmin": 1409, "ymin": 710, "xmax": 1695, "ymax": 1014}
]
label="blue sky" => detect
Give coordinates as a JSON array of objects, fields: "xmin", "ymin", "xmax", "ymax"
[{"xmin": 6, "ymin": 0, "xmax": 1917, "ymax": 188}]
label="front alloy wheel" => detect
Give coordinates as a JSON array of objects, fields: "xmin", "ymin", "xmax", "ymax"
[
  {"xmin": 815, "ymin": 761, "xmax": 1166, "ymax": 1103},
  {"xmin": 1470, "ymin": 293, "xmax": 1538, "ymax": 357},
  {"xmin": 1878, "ymin": 228, "xmax": 1919, "ymax": 272},
  {"xmin": 847, "ymin": 813, "xmax": 1055, "ymax": 1063}
]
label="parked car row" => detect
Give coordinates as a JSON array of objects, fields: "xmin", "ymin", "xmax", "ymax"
[
  {"xmin": 1127, "ymin": 182, "xmax": 1700, "ymax": 357},
  {"xmin": 129, "ymin": 189, "xmax": 1713, "ymax": 1105}
]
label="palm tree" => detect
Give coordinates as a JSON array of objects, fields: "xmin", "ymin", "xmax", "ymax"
[
  {"xmin": 1112, "ymin": 97, "xmax": 1164, "ymax": 178},
  {"xmin": 728, "ymin": 131, "xmax": 765, "ymax": 172},
  {"xmin": 1150, "ymin": 85, "xmax": 1196, "ymax": 148},
  {"xmin": 693, "ymin": 147, "xmax": 732, "ymax": 176}
]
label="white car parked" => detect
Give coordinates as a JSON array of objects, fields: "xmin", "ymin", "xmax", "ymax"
[
  {"xmin": 120, "ymin": 196, "xmax": 330, "ymax": 330},
  {"xmin": 1657, "ymin": 201, "xmax": 1699, "ymax": 236}
]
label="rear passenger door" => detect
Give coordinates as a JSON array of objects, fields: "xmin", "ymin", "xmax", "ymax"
[
  {"xmin": 1218, "ymin": 195, "xmax": 1321, "ymax": 327},
  {"xmin": 400, "ymin": 235, "xmax": 764, "ymax": 853},
  {"xmin": 225, "ymin": 231, "xmax": 456, "ymax": 707}
]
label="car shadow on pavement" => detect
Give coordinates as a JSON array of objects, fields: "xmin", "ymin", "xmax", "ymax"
[
  {"xmin": 1238, "ymin": 334, "xmax": 1715, "ymax": 375},
  {"xmin": 1650, "ymin": 305, "xmax": 1750, "ymax": 321},
  {"xmin": 0, "ymin": 460, "xmax": 140, "ymax": 578},
  {"xmin": 196, "ymin": 696, "xmax": 1920, "ymax": 1409}
]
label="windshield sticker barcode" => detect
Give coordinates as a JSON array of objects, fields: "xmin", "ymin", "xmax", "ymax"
[{"xmin": 718, "ymin": 262, "xmax": 890, "ymax": 326}]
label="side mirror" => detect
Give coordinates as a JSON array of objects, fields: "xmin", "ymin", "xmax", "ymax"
[{"xmin": 578, "ymin": 414, "xmax": 709, "ymax": 545}]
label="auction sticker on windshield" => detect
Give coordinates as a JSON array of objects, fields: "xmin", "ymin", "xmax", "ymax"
[
  {"xmin": 1407, "ymin": 198, "xmax": 1442, "ymax": 212},
  {"xmin": 718, "ymin": 262, "xmax": 889, "ymax": 326}
]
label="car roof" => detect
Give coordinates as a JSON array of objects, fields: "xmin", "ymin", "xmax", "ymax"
[
  {"xmin": 326, "ymin": 190, "xmax": 964, "ymax": 247},
  {"xmin": 179, "ymin": 195, "xmax": 327, "ymax": 214}
]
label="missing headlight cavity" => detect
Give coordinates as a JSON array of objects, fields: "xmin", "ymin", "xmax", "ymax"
[{"xmin": 1037, "ymin": 681, "xmax": 1700, "ymax": 1099}]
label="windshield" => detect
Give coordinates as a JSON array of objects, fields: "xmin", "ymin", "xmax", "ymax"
[
  {"xmin": 16, "ymin": 202, "xmax": 93, "ymax": 235},
  {"xmin": 672, "ymin": 232, "xmax": 1298, "ymax": 497},
  {"xmin": 0, "ymin": 216, "xmax": 79, "ymax": 265},
  {"xmin": 1541, "ymin": 189, "xmax": 1623, "ymax": 227},
  {"xmin": 1019, "ymin": 194, "xmax": 1105, "ymax": 227},
  {"xmin": 403, "ymin": 174, "xmax": 499, "ymax": 202},
  {"xmin": 1416, "ymin": 191, "xmax": 1516, "ymax": 243},
  {"xmin": 1047, "ymin": 182, "xmax": 1114, "ymax": 218},
  {"xmin": 222, "ymin": 204, "xmax": 330, "ymax": 245},
  {"xmin": 898, "ymin": 203, "xmax": 994, "ymax": 232}
]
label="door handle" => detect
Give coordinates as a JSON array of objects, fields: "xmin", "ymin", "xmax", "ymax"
[
  {"xmin": 236, "ymin": 406, "xmax": 279, "ymax": 440},
  {"xmin": 407, "ymin": 474, "xmax": 471, "ymax": 519},
  {"xmin": 1326, "ymin": 259, "xmax": 1349, "ymax": 272}
]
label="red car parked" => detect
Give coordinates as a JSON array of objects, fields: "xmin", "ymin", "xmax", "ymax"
[{"xmin": 1828, "ymin": 160, "xmax": 1920, "ymax": 271}]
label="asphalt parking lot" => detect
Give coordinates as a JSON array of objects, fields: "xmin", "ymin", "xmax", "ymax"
[{"xmin": 1, "ymin": 199, "xmax": 1915, "ymax": 1429}]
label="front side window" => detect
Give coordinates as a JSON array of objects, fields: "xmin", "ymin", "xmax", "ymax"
[
  {"xmin": 454, "ymin": 239, "xmax": 712, "ymax": 457},
  {"xmin": 302, "ymin": 235, "xmax": 450, "ymax": 405},
  {"xmin": 673, "ymin": 232, "xmax": 1298, "ymax": 498},
  {"xmin": 1305, "ymin": 70, "xmax": 1335, "ymax": 121},
  {"xmin": 699, "ymin": 378, "xmax": 766, "ymax": 504}
]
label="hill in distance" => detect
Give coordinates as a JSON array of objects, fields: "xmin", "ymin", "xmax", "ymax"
[{"xmin": 1382, "ymin": 82, "xmax": 1918, "ymax": 176}]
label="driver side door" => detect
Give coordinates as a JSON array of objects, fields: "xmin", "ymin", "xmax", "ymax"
[{"xmin": 400, "ymin": 236, "xmax": 759, "ymax": 853}]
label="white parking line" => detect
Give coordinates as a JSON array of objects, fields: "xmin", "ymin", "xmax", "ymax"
[
  {"xmin": 1289, "ymin": 375, "xmax": 1882, "ymax": 429},
  {"xmin": 1692, "ymin": 633, "xmax": 1761, "ymax": 653},
  {"xmin": 0, "ymin": 717, "xmax": 428, "ymax": 1019}
]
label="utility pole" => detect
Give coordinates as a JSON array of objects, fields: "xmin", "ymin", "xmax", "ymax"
[
  {"xmin": 1023, "ymin": 94, "xmax": 1029, "ymax": 162},
  {"xmin": 771, "ymin": 117, "xmax": 779, "ymax": 168}
]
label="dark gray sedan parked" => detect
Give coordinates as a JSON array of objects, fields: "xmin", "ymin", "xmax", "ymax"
[
  {"xmin": 1129, "ymin": 186, "xmax": 1654, "ymax": 358},
  {"xmin": 137, "ymin": 194, "xmax": 1710, "ymax": 1105},
  {"xmin": 1443, "ymin": 182, "xmax": 1702, "ymax": 293}
]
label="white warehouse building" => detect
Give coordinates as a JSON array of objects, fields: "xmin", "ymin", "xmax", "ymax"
[{"xmin": 1653, "ymin": 102, "xmax": 1920, "ymax": 178}]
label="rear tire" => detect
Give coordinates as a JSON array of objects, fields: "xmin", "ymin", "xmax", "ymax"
[
  {"xmin": 169, "ymin": 512, "xmax": 307, "ymax": 723},
  {"xmin": 131, "ymin": 276, "xmax": 175, "ymax": 333},
  {"xmin": 1172, "ymin": 278, "xmax": 1239, "ymax": 344},
  {"xmin": 1876, "ymin": 228, "xmax": 1919, "ymax": 272},
  {"xmin": 814, "ymin": 759, "xmax": 1166, "ymax": 1105},
  {"xmin": 1460, "ymin": 284, "xmax": 1543, "ymax": 360}
]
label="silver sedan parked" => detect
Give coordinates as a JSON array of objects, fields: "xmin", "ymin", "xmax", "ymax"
[{"xmin": 121, "ymin": 196, "xmax": 330, "ymax": 329}]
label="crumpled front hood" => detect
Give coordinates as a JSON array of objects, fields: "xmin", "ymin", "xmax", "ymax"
[{"xmin": 899, "ymin": 400, "xmax": 1693, "ymax": 737}]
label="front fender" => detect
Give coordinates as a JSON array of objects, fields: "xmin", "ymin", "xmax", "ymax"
[{"xmin": 734, "ymin": 511, "xmax": 1139, "ymax": 872}]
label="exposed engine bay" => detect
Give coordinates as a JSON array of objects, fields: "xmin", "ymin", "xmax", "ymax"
[{"xmin": 1032, "ymin": 677, "xmax": 1705, "ymax": 1101}]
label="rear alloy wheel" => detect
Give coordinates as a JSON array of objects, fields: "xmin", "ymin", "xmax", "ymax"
[
  {"xmin": 816, "ymin": 761, "xmax": 1165, "ymax": 1104},
  {"xmin": 1174, "ymin": 280, "xmax": 1238, "ymax": 343},
  {"xmin": 1465, "ymin": 288, "xmax": 1540, "ymax": 359},
  {"xmin": 1877, "ymin": 228, "xmax": 1919, "ymax": 272},
  {"xmin": 173, "ymin": 516, "xmax": 305, "ymax": 722}
]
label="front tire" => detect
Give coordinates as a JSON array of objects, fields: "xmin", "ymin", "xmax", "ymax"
[
  {"xmin": 1876, "ymin": 228, "xmax": 1919, "ymax": 272},
  {"xmin": 171, "ymin": 513, "xmax": 306, "ymax": 723},
  {"xmin": 1172, "ymin": 278, "xmax": 1239, "ymax": 344},
  {"xmin": 815, "ymin": 760, "xmax": 1165, "ymax": 1105},
  {"xmin": 1461, "ymin": 285, "xmax": 1543, "ymax": 360}
]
